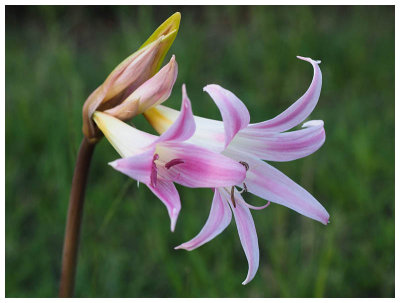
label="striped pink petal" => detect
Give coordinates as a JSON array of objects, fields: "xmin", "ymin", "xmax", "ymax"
[
  {"xmin": 232, "ymin": 120, "xmax": 325, "ymax": 162},
  {"xmin": 108, "ymin": 148, "xmax": 156, "ymax": 184},
  {"xmin": 247, "ymin": 56, "xmax": 322, "ymax": 133},
  {"xmin": 157, "ymin": 141, "xmax": 246, "ymax": 188},
  {"xmin": 224, "ymin": 150, "xmax": 329, "ymax": 224},
  {"xmin": 157, "ymin": 84, "xmax": 195, "ymax": 143},
  {"xmin": 175, "ymin": 189, "xmax": 232, "ymax": 251},
  {"xmin": 203, "ymin": 84, "xmax": 250, "ymax": 148},
  {"xmin": 148, "ymin": 179, "xmax": 181, "ymax": 232},
  {"xmin": 221, "ymin": 188, "xmax": 260, "ymax": 285}
]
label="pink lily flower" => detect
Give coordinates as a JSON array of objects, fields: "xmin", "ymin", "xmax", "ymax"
[
  {"xmin": 144, "ymin": 56, "xmax": 329, "ymax": 284},
  {"xmin": 93, "ymin": 85, "xmax": 247, "ymax": 232}
]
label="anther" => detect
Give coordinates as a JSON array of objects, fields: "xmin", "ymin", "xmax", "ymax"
[
  {"xmin": 231, "ymin": 186, "xmax": 236, "ymax": 208},
  {"xmin": 239, "ymin": 161, "xmax": 249, "ymax": 171},
  {"xmin": 165, "ymin": 159, "xmax": 185, "ymax": 169},
  {"xmin": 238, "ymin": 182, "xmax": 248, "ymax": 194},
  {"xmin": 150, "ymin": 153, "xmax": 159, "ymax": 187}
]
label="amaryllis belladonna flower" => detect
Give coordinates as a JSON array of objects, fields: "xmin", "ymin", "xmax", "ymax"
[
  {"xmin": 93, "ymin": 85, "xmax": 247, "ymax": 231},
  {"xmin": 144, "ymin": 56, "xmax": 329, "ymax": 284}
]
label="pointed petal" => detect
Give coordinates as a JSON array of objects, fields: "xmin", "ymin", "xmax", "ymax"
[
  {"xmin": 224, "ymin": 150, "xmax": 329, "ymax": 224},
  {"xmin": 175, "ymin": 189, "xmax": 232, "ymax": 251},
  {"xmin": 145, "ymin": 105, "xmax": 226, "ymax": 153},
  {"xmin": 105, "ymin": 55, "xmax": 178, "ymax": 121},
  {"xmin": 204, "ymin": 84, "xmax": 250, "ymax": 148},
  {"xmin": 108, "ymin": 148, "xmax": 155, "ymax": 184},
  {"xmin": 93, "ymin": 111, "xmax": 157, "ymax": 158},
  {"xmin": 157, "ymin": 141, "xmax": 246, "ymax": 188},
  {"xmin": 148, "ymin": 180, "xmax": 181, "ymax": 232},
  {"xmin": 221, "ymin": 189, "xmax": 259, "ymax": 285},
  {"xmin": 233, "ymin": 120, "xmax": 325, "ymax": 162},
  {"xmin": 156, "ymin": 84, "xmax": 196, "ymax": 143},
  {"xmin": 248, "ymin": 57, "xmax": 322, "ymax": 133}
]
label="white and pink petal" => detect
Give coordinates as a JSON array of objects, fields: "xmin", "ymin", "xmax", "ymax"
[
  {"xmin": 108, "ymin": 148, "xmax": 156, "ymax": 184},
  {"xmin": 247, "ymin": 57, "xmax": 322, "ymax": 133},
  {"xmin": 156, "ymin": 84, "xmax": 196, "ymax": 143},
  {"xmin": 148, "ymin": 179, "xmax": 181, "ymax": 232},
  {"xmin": 232, "ymin": 120, "xmax": 325, "ymax": 162},
  {"xmin": 157, "ymin": 141, "xmax": 246, "ymax": 188},
  {"xmin": 175, "ymin": 189, "xmax": 232, "ymax": 251},
  {"xmin": 223, "ymin": 149, "xmax": 329, "ymax": 224},
  {"xmin": 221, "ymin": 188, "xmax": 260, "ymax": 285},
  {"xmin": 204, "ymin": 84, "xmax": 250, "ymax": 148}
]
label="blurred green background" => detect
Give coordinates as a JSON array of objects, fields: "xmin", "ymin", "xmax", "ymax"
[{"xmin": 5, "ymin": 6, "xmax": 394, "ymax": 297}]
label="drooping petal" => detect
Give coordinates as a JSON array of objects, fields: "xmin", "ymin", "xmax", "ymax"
[
  {"xmin": 157, "ymin": 141, "xmax": 246, "ymax": 188},
  {"xmin": 145, "ymin": 105, "xmax": 226, "ymax": 153},
  {"xmin": 93, "ymin": 111, "xmax": 157, "ymax": 158},
  {"xmin": 203, "ymin": 84, "xmax": 250, "ymax": 148},
  {"xmin": 247, "ymin": 57, "xmax": 322, "ymax": 133},
  {"xmin": 221, "ymin": 188, "xmax": 260, "ymax": 285},
  {"xmin": 148, "ymin": 179, "xmax": 181, "ymax": 232},
  {"xmin": 104, "ymin": 55, "xmax": 178, "ymax": 121},
  {"xmin": 175, "ymin": 189, "xmax": 232, "ymax": 251},
  {"xmin": 108, "ymin": 148, "xmax": 156, "ymax": 184},
  {"xmin": 156, "ymin": 84, "xmax": 196, "ymax": 143},
  {"xmin": 232, "ymin": 120, "xmax": 325, "ymax": 162},
  {"xmin": 223, "ymin": 149, "xmax": 330, "ymax": 224}
]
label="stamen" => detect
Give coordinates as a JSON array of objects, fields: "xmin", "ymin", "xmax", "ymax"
[
  {"xmin": 238, "ymin": 182, "xmax": 248, "ymax": 194},
  {"xmin": 239, "ymin": 161, "xmax": 249, "ymax": 171},
  {"xmin": 231, "ymin": 186, "xmax": 236, "ymax": 208},
  {"xmin": 150, "ymin": 153, "xmax": 159, "ymax": 187},
  {"xmin": 231, "ymin": 162, "xmax": 250, "ymax": 207},
  {"xmin": 165, "ymin": 159, "xmax": 185, "ymax": 169}
]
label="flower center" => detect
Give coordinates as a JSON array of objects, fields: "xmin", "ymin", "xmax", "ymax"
[
  {"xmin": 231, "ymin": 161, "xmax": 249, "ymax": 208},
  {"xmin": 150, "ymin": 154, "xmax": 185, "ymax": 187}
]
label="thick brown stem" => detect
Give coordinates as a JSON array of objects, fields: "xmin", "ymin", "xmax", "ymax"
[{"xmin": 59, "ymin": 137, "xmax": 95, "ymax": 297}]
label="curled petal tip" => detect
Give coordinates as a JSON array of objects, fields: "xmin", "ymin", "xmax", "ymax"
[
  {"xmin": 302, "ymin": 120, "xmax": 324, "ymax": 128},
  {"xmin": 319, "ymin": 211, "xmax": 330, "ymax": 225},
  {"xmin": 297, "ymin": 56, "xmax": 321, "ymax": 64},
  {"xmin": 202, "ymin": 84, "xmax": 215, "ymax": 92}
]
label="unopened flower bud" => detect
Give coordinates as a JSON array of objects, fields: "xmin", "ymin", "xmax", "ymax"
[
  {"xmin": 82, "ymin": 12, "xmax": 181, "ymax": 143},
  {"xmin": 105, "ymin": 55, "xmax": 178, "ymax": 121}
]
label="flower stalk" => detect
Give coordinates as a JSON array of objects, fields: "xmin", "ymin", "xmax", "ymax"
[{"xmin": 59, "ymin": 138, "xmax": 96, "ymax": 297}]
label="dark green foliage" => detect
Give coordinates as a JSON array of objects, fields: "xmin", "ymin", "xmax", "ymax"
[{"xmin": 5, "ymin": 6, "xmax": 394, "ymax": 297}]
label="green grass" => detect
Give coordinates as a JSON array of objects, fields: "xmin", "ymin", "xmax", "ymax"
[{"xmin": 5, "ymin": 6, "xmax": 394, "ymax": 297}]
